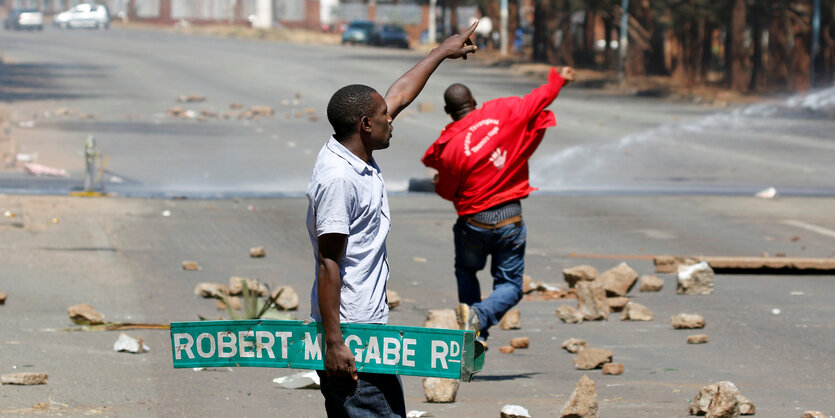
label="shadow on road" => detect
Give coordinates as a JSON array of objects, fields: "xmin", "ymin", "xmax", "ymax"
[
  {"xmin": 473, "ymin": 372, "xmax": 542, "ymax": 382},
  {"xmin": 0, "ymin": 60, "xmax": 108, "ymax": 102}
]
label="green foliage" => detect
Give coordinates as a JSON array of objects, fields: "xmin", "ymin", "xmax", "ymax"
[{"xmin": 208, "ymin": 280, "xmax": 293, "ymax": 321}]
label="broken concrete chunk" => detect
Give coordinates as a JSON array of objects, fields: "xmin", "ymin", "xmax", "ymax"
[
  {"xmin": 423, "ymin": 377, "xmax": 458, "ymax": 403},
  {"xmin": 671, "ymin": 313, "xmax": 706, "ymax": 329},
  {"xmin": 576, "ymin": 281, "xmax": 610, "ymax": 321},
  {"xmin": 522, "ymin": 274, "xmax": 535, "ymax": 293},
  {"xmin": 194, "ymin": 283, "xmax": 229, "ymax": 298},
  {"xmin": 560, "ymin": 375, "xmax": 599, "ymax": 418},
  {"xmin": 386, "ymin": 289, "xmax": 401, "ymax": 309},
  {"xmin": 620, "ymin": 302, "xmax": 654, "ymax": 321},
  {"xmin": 606, "ymin": 297, "xmax": 629, "ymax": 312},
  {"xmin": 689, "ymin": 381, "xmax": 753, "ymax": 417},
  {"xmin": 556, "ymin": 305, "xmax": 584, "ymax": 323},
  {"xmin": 499, "ymin": 308, "xmax": 521, "ymax": 330},
  {"xmin": 599, "ymin": 262, "xmax": 638, "ymax": 296},
  {"xmin": 217, "ymin": 296, "xmax": 242, "ymax": 311},
  {"xmin": 601, "ymin": 363, "xmax": 624, "ymax": 375},
  {"xmin": 677, "ymin": 261, "xmax": 715, "ymax": 295},
  {"xmin": 167, "ymin": 106, "xmax": 185, "ymax": 117},
  {"xmin": 182, "ymin": 260, "xmax": 200, "ymax": 271},
  {"xmin": 802, "ymin": 412, "xmax": 826, "ymax": 418},
  {"xmin": 1, "ymin": 373, "xmax": 48, "ymax": 385},
  {"xmin": 574, "ymin": 348, "xmax": 613, "ymax": 370},
  {"xmin": 249, "ymin": 246, "xmax": 266, "ymax": 258},
  {"xmin": 423, "ymin": 309, "xmax": 458, "ymax": 329},
  {"xmin": 501, "ymin": 404, "xmax": 531, "ymax": 418},
  {"xmin": 654, "ymin": 255, "xmax": 700, "ymax": 274},
  {"xmin": 229, "ymin": 103, "xmax": 244, "ymax": 110},
  {"xmin": 499, "ymin": 346, "xmax": 515, "ymax": 354},
  {"xmin": 737, "ymin": 394, "xmax": 755, "ymax": 415},
  {"xmin": 0, "ymin": 292, "xmax": 6, "ymax": 305},
  {"xmin": 561, "ymin": 338, "xmax": 587, "ymax": 353},
  {"xmin": 562, "ymin": 265, "xmax": 598, "ymax": 288},
  {"xmin": 176, "ymin": 94, "xmax": 206, "ymax": 103},
  {"xmin": 113, "ymin": 333, "xmax": 149, "ymax": 354},
  {"xmin": 407, "ymin": 411, "xmax": 433, "ymax": 418},
  {"xmin": 510, "ymin": 337, "xmax": 530, "ymax": 349},
  {"xmin": 249, "ymin": 105, "xmax": 275, "ymax": 117},
  {"xmin": 68, "ymin": 303, "xmax": 104, "ymax": 325},
  {"xmin": 556, "ymin": 304, "xmax": 584, "ymax": 323},
  {"xmin": 272, "ymin": 286, "xmax": 299, "ymax": 310},
  {"xmin": 640, "ymin": 275, "xmax": 664, "ymax": 292},
  {"xmin": 687, "ymin": 334, "xmax": 709, "ymax": 344},
  {"xmin": 228, "ymin": 277, "xmax": 269, "ymax": 297},
  {"xmin": 273, "ymin": 370, "xmax": 320, "ymax": 389}
]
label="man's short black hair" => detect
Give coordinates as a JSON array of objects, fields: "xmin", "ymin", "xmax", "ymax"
[{"xmin": 327, "ymin": 84, "xmax": 379, "ymax": 140}]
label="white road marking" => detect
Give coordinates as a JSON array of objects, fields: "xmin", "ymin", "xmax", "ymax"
[{"xmin": 782, "ymin": 219, "xmax": 835, "ymax": 240}]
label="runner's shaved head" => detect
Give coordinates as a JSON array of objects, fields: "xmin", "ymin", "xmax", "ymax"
[{"xmin": 444, "ymin": 83, "xmax": 473, "ymax": 110}]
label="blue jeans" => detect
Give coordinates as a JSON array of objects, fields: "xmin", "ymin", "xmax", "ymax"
[
  {"xmin": 453, "ymin": 217, "xmax": 526, "ymax": 339},
  {"xmin": 316, "ymin": 371, "xmax": 406, "ymax": 417}
]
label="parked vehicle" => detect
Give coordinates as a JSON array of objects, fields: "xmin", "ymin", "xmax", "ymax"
[
  {"xmin": 341, "ymin": 20, "xmax": 375, "ymax": 45},
  {"xmin": 4, "ymin": 8, "xmax": 44, "ymax": 31},
  {"xmin": 54, "ymin": 4, "xmax": 110, "ymax": 29},
  {"xmin": 370, "ymin": 24, "xmax": 410, "ymax": 49}
]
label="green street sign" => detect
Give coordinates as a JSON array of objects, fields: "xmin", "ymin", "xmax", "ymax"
[{"xmin": 170, "ymin": 320, "xmax": 485, "ymax": 381}]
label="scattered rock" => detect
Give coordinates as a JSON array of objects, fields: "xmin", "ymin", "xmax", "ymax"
[
  {"xmin": 510, "ymin": 337, "xmax": 530, "ymax": 349},
  {"xmin": 249, "ymin": 246, "xmax": 266, "ymax": 258},
  {"xmin": 562, "ymin": 265, "xmax": 598, "ymax": 288},
  {"xmin": 273, "ymin": 370, "xmax": 320, "ymax": 389},
  {"xmin": 272, "ymin": 286, "xmax": 299, "ymax": 310},
  {"xmin": 639, "ymin": 275, "xmax": 664, "ymax": 292},
  {"xmin": 167, "ymin": 106, "xmax": 185, "ymax": 117},
  {"xmin": 229, "ymin": 103, "xmax": 244, "ymax": 110},
  {"xmin": 576, "ymin": 281, "xmax": 610, "ymax": 321},
  {"xmin": 606, "ymin": 297, "xmax": 630, "ymax": 312},
  {"xmin": 687, "ymin": 334, "xmax": 709, "ymax": 344},
  {"xmin": 249, "ymin": 105, "xmax": 275, "ymax": 117},
  {"xmin": 0, "ymin": 292, "xmax": 6, "ymax": 305},
  {"xmin": 418, "ymin": 102, "xmax": 435, "ymax": 113},
  {"xmin": 561, "ymin": 338, "xmax": 587, "ymax": 353},
  {"xmin": 654, "ymin": 255, "xmax": 700, "ymax": 274},
  {"xmin": 194, "ymin": 283, "xmax": 229, "ymax": 298},
  {"xmin": 68, "ymin": 303, "xmax": 104, "ymax": 325},
  {"xmin": 556, "ymin": 305, "xmax": 584, "ymax": 323},
  {"xmin": 423, "ymin": 377, "xmax": 458, "ymax": 403},
  {"xmin": 423, "ymin": 309, "xmax": 458, "ymax": 329},
  {"xmin": 599, "ymin": 262, "xmax": 639, "ymax": 296},
  {"xmin": 620, "ymin": 302, "xmax": 654, "ymax": 321},
  {"xmin": 560, "ymin": 375, "xmax": 599, "ymax": 418},
  {"xmin": 689, "ymin": 381, "xmax": 754, "ymax": 417},
  {"xmin": 1, "ymin": 373, "xmax": 48, "ymax": 385},
  {"xmin": 574, "ymin": 347, "xmax": 613, "ymax": 370},
  {"xmin": 671, "ymin": 313, "xmax": 706, "ymax": 329},
  {"xmin": 501, "ymin": 404, "xmax": 531, "ymax": 418},
  {"xmin": 522, "ymin": 274, "xmax": 535, "ymax": 293},
  {"xmin": 113, "ymin": 333, "xmax": 149, "ymax": 354},
  {"xmin": 407, "ymin": 411, "xmax": 433, "ymax": 418},
  {"xmin": 228, "ymin": 277, "xmax": 269, "ymax": 297},
  {"xmin": 176, "ymin": 94, "xmax": 206, "ymax": 103},
  {"xmin": 803, "ymin": 412, "xmax": 826, "ymax": 418},
  {"xmin": 499, "ymin": 346, "xmax": 515, "ymax": 354},
  {"xmin": 182, "ymin": 260, "xmax": 200, "ymax": 271},
  {"xmin": 217, "ymin": 296, "xmax": 242, "ymax": 310},
  {"xmin": 499, "ymin": 308, "xmax": 521, "ymax": 330},
  {"xmin": 601, "ymin": 363, "xmax": 624, "ymax": 375},
  {"xmin": 386, "ymin": 289, "xmax": 401, "ymax": 309},
  {"xmin": 677, "ymin": 261, "xmax": 715, "ymax": 295}
]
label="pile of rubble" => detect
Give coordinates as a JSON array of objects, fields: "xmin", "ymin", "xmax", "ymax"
[{"xmin": 166, "ymin": 93, "xmax": 319, "ymax": 122}]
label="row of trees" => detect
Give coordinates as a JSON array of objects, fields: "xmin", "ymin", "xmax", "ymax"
[{"xmin": 475, "ymin": 0, "xmax": 835, "ymax": 92}]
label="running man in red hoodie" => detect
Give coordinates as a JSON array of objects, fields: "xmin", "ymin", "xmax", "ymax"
[{"xmin": 421, "ymin": 66, "xmax": 576, "ymax": 343}]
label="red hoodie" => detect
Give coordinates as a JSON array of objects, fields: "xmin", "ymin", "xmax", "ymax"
[{"xmin": 422, "ymin": 69, "xmax": 566, "ymax": 215}]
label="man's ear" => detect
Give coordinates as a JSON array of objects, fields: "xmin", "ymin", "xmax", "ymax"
[{"xmin": 360, "ymin": 115, "xmax": 372, "ymax": 133}]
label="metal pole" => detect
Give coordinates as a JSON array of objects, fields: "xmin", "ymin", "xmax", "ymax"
[
  {"xmin": 811, "ymin": 0, "xmax": 820, "ymax": 87},
  {"xmin": 429, "ymin": 0, "xmax": 437, "ymax": 44},
  {"xmin": 500, "ymin": 0, "xmax": 508, "ymax": 55},
  {"xmin": 618, "ymin": 0, "xmax": 629, "ymax": 84},
  {"xmin": 83, "ymin": 136, "xmax": 97, "ymax": 193}
]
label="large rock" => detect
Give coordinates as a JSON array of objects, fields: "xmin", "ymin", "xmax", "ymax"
[
  {"xmin": 499, "ymin": 308, "xmax": 521, "ymax": 330},
  {"xmin": 182, "ymin": 260, "xmax": 200, "ymax": 271},
  {"xmin": 194, "ymin": 282, "xmax": 229, "ymax": 298},
  {"xmin": 501, "ymin": 405, "xmax": 531, "ymax": 418},
  {"xmin": 249, "ymin": 246, "xmax": 266, "ymax": 258},
  {"xmin": 0, "ymin": 292, "xmax": 6, "ymax": 305},
  {"xmin": 677, "ymin": 261, "xmax": 715, "ymax": 295},
  {"xmin": 423, "ymin": 377, "xmax": 458, "ymax": 403},
  {"xmin": 228, "ymin": 277, "xmax": 269, "ymax": 297},
  {"xmin": 560, "ymin": 375, "xmax": 599, "ymax": 418},
  {"xmin": 574, "ymin": 348, "xmax": 613, "ymax": 370},
  {"xmin": 620, "ymin": 302, "xmax": 654, "ymax": 321},
  {"xmin": 1, "ymin": 373, "xmax": 48, "ymax": 385},
  {"xmin": 522, "ymin": 274, "xmax": 535, "ymax": 293},
  {"xmin": 561, "ymin": 338, "xmax": 587, "ymax": 353},
  {"xmin": 386, "ymin": 289, "xmax": 401, "ymax": 309},
  {"xmin": 556, "ymin": 305, "xmax": 584, "ymax": 324},
  {"xmin": 599, "ymin": 263, "xmax": 639, "ymax": 296},
  {"xmin": 563, "ymin": 265, "xmax": 598, "ymax": 288},
  {"xmin": 510, "ymin": 337, "xmax": 530, "ymax": 349},
  {"xmin": 639, "ymin": 275, "xmax": 664, "ymax": 292},
  {"xmin": 689, "ymin": 381, "xmax": 753, "ymax": 417},
  {"xmin": 423, "ymin": 309, "xmax": 458, "ymax": 329},
  {"xmin": 272, "ymin": 286, "xmax": 299, "ymax": 310},
  {"xmin": 671, "ymin": 313, "xmax": 706, "ymax": 329},
  {"xmin": 687, "ymin": 334, "xmax": 709, "ymax": 344},
  {"xmin": 68, "ymin": 303, "xmax": 104, "ymax": 325},
  {"xmin": 606, "ymin": 297, "xmax": 630, "ymax": 312},
  {"xmin": 576, "ymin": 282, "xmax": 610, "ymax": 321},
  {"xmin": 601, "ymin": 363, "xmax": 624, "ymax": 375}
]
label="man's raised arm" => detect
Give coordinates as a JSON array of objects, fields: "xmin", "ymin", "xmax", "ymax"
[{"xmin": 384, "ymin": 20, "xmax": 479, "ymax": 120}]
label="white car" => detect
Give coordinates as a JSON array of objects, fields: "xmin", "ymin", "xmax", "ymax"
[{"xmin": 54, "ymin": 4, "xmax": 109, "ymax": 29}]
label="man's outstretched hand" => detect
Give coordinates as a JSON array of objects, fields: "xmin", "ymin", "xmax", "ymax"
[
  {"xmin": 559, "ymin": 66, "xmax": 577, "ymax": 83},
  {"xmin": 436, "ymin": 19, "xmax": 479, "ymax": 60}
]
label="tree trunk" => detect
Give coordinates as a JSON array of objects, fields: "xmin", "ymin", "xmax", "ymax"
[
  {"xmin": 749, "ymin": 1, "xmax": 764, "ymax": 91},
  {"xmin": 532, "ymin": 0, "xmax": 550, "ymax": 62},
  {"xmin": 790, "ymin": 34, "xmax": 812, "ymax": 90},
  {"xmin": 767, "ymin": 3, "xmax": 790, "ymax": 88},
  {"xmin": 729, "ymin": 0, "xmax": 748, "ymax": 92},
  {"xmin": 556, "ymin": 0, "xmax": 574, "ymax": 66},
  {"xmin": 626, "ymin": 0, "xmax": 653, "ymax": 77}
]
